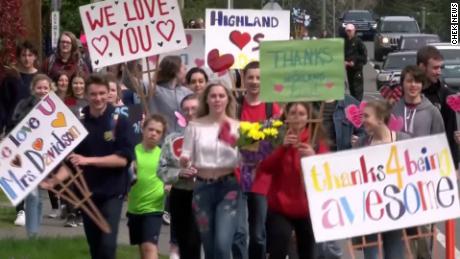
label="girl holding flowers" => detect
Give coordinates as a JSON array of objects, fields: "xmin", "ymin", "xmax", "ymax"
[{"xmin": 258, "ymin": 102, "xmax": 329, "ymax": 259}]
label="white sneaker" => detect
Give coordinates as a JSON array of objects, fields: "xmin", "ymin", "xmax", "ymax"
[
  {"xmin": 14, "ymin": 210, "xmax": 25, "ymax": 226},
  {"xmin": 47, "ymin": 209, "xmax": 59, "ymax": 219},
  {"xmin": 162, "ymin": 212, "xmax": 171, "ymax": 225}
]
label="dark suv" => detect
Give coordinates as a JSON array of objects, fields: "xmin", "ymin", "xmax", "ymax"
[
  {"xmin": 339, "ymin": 10, "xmax": 377, "ymax": 40},
  {"xmin": 374, "ymin": 16, "xmax": 420, "ymax": 61}
]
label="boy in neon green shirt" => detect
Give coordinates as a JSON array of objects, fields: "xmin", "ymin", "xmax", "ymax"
[{"xmin": 127, "ymin": 114, "xmax": 167, "ymax": 259}]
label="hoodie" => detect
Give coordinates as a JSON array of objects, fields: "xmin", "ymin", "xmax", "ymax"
[
  {"xmin": 392, "ymin": 96, "xmax": 445, "ymax": 137},
  {"xmin": 149, "ymin": 83, "xmax": 192, "ymax": 136}
]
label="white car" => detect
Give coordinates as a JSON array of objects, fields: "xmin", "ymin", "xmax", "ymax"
[{"xmin": 429, "ymin": 42, "xmax": 460, "ymax": 62}]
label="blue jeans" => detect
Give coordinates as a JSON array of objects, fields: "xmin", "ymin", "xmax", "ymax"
[
  {"xmin": 25, "ymin": 188, "xmax": 43, "ymax": 238},
  {"xmin": 193, "ymin": 176, "xmax": 241, "ymax": 259},
  {"xmin": 232, "ymin": 192, "xmax": 248, "ymax": 259},
  {"xmin": 83, "ymin": 196, "xmax": 124, "ymax": 259},
  {"xmin": 362, "ymin": 230, "xmax": 405, "ymax": 259}
]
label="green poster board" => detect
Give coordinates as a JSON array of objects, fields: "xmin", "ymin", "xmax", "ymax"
[{"xmin": 260, "ymin": 39, "xmax": 345, "ymax": 102}]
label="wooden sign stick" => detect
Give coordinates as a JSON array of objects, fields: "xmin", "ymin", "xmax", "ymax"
[
  {"xmin": 49, "ymin": 167, "xmax": 111, "ymax": 234},
  {"xmin": 311, "ymin": 102, "xmax": 325, "ymax": 145}
]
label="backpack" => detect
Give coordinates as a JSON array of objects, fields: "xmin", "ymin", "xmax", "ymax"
[{"xmin": 236, "ymin": 95, "xmax": 273, "ymax": 120}]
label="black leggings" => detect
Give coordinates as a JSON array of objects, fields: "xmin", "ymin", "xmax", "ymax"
[
  {"xmin": 266, "ymin": 211, "xmax": 315, "ymax": 259},
  {"xmin": 170, "ymin": 187, "xmax": 201, "ymax": 259}
]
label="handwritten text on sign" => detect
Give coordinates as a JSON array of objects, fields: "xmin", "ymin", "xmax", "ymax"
[
  {"xmin": 205, "ymin": 9, "xmax": 290, "ymax": 70},
  {"xmin": 79, "ymin": 0, "xmax": 186, "ymax": 69},
  {"xmin": 260, "ymin": 39, "xmax": 345, "ymax": 102},
  {"xmin": 301, "ymin": 134, "xmax": 460, "ymax": 242},
  {"xmin": 0, "ymin": 92, "xmax": 88, "ymax": 206}
]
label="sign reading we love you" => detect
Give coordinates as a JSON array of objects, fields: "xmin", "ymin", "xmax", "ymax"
[
  {"xmin": 205, "ymin": 9, "xmax": 290, "ymax": 70},
  {"xmin": 0, "ymin": 92, "xmax": 88, "ymax": 206},
  {"xmin": 301, "ymin": 134, "xmax": 460, "ymax": 242},
  {"xmin": 260, "ymin": 39, "xmax": 345, "ymax": 102},
  {"xmin": 79, "ymin": 0, "xmax": 186, "ymax": 69}
]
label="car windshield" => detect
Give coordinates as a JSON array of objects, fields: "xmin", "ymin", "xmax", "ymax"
[
  {"xmin": 383, "ymin": 54, "xmax": 417, "ymax": 69},
  {"xmin": 380, "ymin": 21, "xmax": 419, "ymax": 33},
  {"xmin": 443, "ymin": 64, "xmax": 460, "ymax": 77},
  {"xmin": 401, "ymin": 37, "xmax": 439, "ymax": 50},
  {"xmin": 344, "ymin": 12, "xmax": 373, "ymax": 20},
  {"xmin": 438, "ymin": 49, "xmax": 460, "ymax": 62}
]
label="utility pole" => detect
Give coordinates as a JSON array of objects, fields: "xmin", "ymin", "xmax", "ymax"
[
  {"xmin": 227, "ymin": 0, "xmax": 233, "ymax": 9},
  {"xmin": 333, "ymin": 0, "xmax": 336, "ymax": 37},
  {"xmin": 321, "ymin": 0, "xmax": 326, "ymax": 33},
  {"xmin": 421, "ymin": 6, "xmax": 426, "ymax": 32}
]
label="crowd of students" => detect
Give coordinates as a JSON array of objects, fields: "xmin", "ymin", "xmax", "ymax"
[{"xmin": 0, "ymin": 29, "xmax": 459, "ymax": 259}]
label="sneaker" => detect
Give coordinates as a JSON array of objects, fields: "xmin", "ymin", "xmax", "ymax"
[
  {"xmin": 162, "ymin": 212, "xmax": 171, "ymax": 225},
  {"xmin": 64, "ymin": 214, "xmax": 78, "ymax": 228},
  {"xmin": 47, "ymin": 209, "xmax": 59, "ymax": 219},
  {"xmin": 14, "ymin": 210, "xmax": 25, "ymax": 226}
]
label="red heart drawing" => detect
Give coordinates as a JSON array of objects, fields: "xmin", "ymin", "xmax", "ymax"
[
  {"xmin": 186, "ymin": 34, "xmax": 192, "ymax": 46},
  {"xmin": 194, "ymin": 58, "xmax": 204, "ymax": 68},
  {"xmin": 447, "ymin": 94, "xmax": 460, "ymax": 112},
  {"xmin": 274, "ymin": 84, "xmax": 284, "ymax": 93},
  {"xmin": 207, "ymin": 49, "xmax": 234, "ymax": 73},
  {"xmin": 157, "ymin": 20, "xmax": 176, "ymax": 41},
  {"xmin": 388, "ymin": 114, "xmax": 403, "ymax": 132},
  {"xmin": 91, "ymin": 35, "xmax": 109, "ymax": 56},
  {"xmin": 229, "ymin": 30, "xmax": 251, "ymax": 50},
  {"xmin": 32, "ymin": 138, "xmax": 44, "ymax": 151},
  {"xmin": 345, "ymin": 101, "xmax": 367, "ymax": 128},
  {"xmin": 10, "ymin": 154, "xmax": 21, "ymax": 168},
  {"xmin": 324, "ymin": 81, "xmax": 335, "ymax": 89},
  {"xmin": 171, "ymin": 136, "xmax": 184, "ymax": 159}
]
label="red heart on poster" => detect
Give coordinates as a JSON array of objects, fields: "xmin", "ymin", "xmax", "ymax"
[
  {"xmin": 91, "ymin": 35, "xmax": 108, "ymax": 56},
  {"xmin": 229, "ymin": 30, "xmax": 251, "ymax": 50},
  {"xmin": 447, "ymin": 94, "xmax": 460, "ymax": 112},
  {"xmin": 324, "ymin": 81, "xmax": 335, "ymax": 89},
  {"xmin": 171, "ymin": 136, "xmax": 184, "ymax": 159},
  {"xmin": 345, "ymin": 101, "xmax": 367, "ymax": 128},
  {"xmin": 274, "ymin": 84, "xmax": 284, "ymax": 93},
  {"xmin": 186, "ymin": 34, "xmax": 192, "ymax": 45},
  {"xmin": 194, "ymin": 58, "xmax": 205, "ymax": 67},
  {"xmin": 207, "ymin": 49, "xmax": 234, "ymax": 73},
  {"xmin": 157, "ymin": 20, "xmax": 175, "ymax": 41}
]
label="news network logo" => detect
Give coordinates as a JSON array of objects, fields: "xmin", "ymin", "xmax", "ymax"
[{"xmin": 452, "ymin": 3, "xmax": 458, "ymax": 45}]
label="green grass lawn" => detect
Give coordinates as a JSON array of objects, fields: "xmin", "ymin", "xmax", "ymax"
[{"xmin": 0, "ymin": 236, "xmax": 168, "ymax": 258}]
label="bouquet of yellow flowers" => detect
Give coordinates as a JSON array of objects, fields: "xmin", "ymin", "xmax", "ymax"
[{"xmin": 237, "ymin": 119, "xmax": 284, "ymax": 191}]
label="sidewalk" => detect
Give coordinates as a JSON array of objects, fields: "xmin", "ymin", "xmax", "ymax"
[{"xmin": 0, "ymin": 193, "xmax": 172, "ymax": 255}]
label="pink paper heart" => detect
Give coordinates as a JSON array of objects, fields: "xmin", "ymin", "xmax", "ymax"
[
  {"xmin": 194, "ymin": 58, "xmax": 204, "ymax": 68},
  {"xmin": 388, "ymin": 114, "xmax": 403, "ymax": 132},
  {"xmin": 175, "ymin": 111, "xmax": 187, "ymax": 128},
  {"xmin": 345, "ymin": 101, "xmax": 367, "ymax": 128},
  {"xmin": 447, "ymin": 94, "xmax": 460, "ymax": 112}
]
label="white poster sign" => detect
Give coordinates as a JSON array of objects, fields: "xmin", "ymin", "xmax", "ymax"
[
  {"xmin": 205, "ymin": 9, "xmax": 290, "ymax": 70},
  {"xmin": 79, "ymin": 0, "xmax": 187, "ymax": 69},
  {"xmin": 0, "ymin": 92, "xmax": 88, "ymax": 206},
  {"xmin": 301, "ymin": 134, "xmax": 460, "ymax": 242}
]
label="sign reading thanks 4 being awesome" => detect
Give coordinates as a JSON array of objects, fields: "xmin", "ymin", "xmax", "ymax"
[
  {"xmin": 260, "ymin": 39, "xmax": 345, "ymax": 102},
  {"xmin": 301, "ymin": 134, "xmax": 460, "ymax": 242},
  {"xmin": 0, "ymin": 92, "xmax": 88, "ymax": 206},
  {"xmin": 205, "ymin": 9, "xmax": 290, "ymax": 70},
  {"xmin": 80, "ymin": 0, "xmax": 186, "ymax": 69}
]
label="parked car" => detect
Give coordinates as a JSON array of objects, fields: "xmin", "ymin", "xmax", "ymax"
[
  {"xmin": 442, "ymin": 60, "xmax": 460, "ymax": 92},
  {"xmin": 374, "ymin": 51, "xmax": 417, "ymax": 90},
  {"xmin": 429, "ymin": 42, "xmax": 460, "ymax": 62},
  {"xmin": 398, "ymin": 34, "xmax": 440, "ymax": 51},
  {"xmin": 339, "ymin": 10, "xmax": 377, "ymax": 40},
  {"xmin": 374, "ymin": 16, "xmax": 420, "ymax": 61}
]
